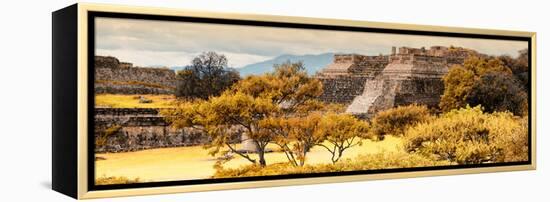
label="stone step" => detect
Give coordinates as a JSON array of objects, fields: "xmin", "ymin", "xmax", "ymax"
[
  {"xmin": 346, "ymin": 95, "xmax": 377, "ymax": 113},
  {"xmin": 346, "ymin": 78, "xmax": 385, "ymax": 114}
]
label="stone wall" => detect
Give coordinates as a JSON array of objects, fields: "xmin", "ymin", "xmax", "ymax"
[
  {"xmin": 317, "ymin": 54, "xmax": 388, "ymax": 104},
  {"xmin": 95, "ymin": 56, "xmax": 123, "ymax": 69},
  {"xmin": 393, "ymin": 78, "xmax": 445, "ymax": 108},
  {"xmin": 94, "ymin": 108, "xmax": 242, "ymax": 153},
  {"xmin": 94, "ymin": 56, "xmax": 177, "ymax": 94},
  {"xmin": 318, "ymin": 76, "xmax": 370, "ymax": 104},
  {"xmin": 349, "ymin": 56, "xmax": 388, "ymax": 75}
]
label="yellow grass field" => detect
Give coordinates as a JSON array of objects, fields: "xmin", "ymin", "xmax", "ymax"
[
  {"xmin": 95, "ymin": 136, "xmax": 403, "ymax": 183},
  {"xmin": 95, "ymin": 94, "xmax": 177, "ymax": 108}
]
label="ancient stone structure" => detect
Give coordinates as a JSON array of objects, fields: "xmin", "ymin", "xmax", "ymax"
[
  {"xmin": 95, "ymin": 56, "xmax": 177, "ymax": 94},
  {"xmin": 317, "ymin": 46, "xmax": 476, "ymax": 118},
  {"xmin": 317, "ymin": 54, "xmax": 388, "ymax": 104},
  {"xmin": 94, "ymin": 108, "xmax": 243, "ymax": 153}
]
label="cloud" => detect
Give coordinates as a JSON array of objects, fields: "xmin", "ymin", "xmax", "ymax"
[{"xmin": 95, "ymin": 17, "xmax": 528, "ymax": 68}]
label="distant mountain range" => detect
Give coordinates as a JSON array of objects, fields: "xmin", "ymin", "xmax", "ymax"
[
  {"xmin": 170, "ymin": 66, "xmax": 187, "ymax": 72},
  {"xmin": 237, "ymin": 53, "xmax": 334, "ymax": 76},
  {"xmin": 170, "ymin": 53, "xmax": 335, "ymax": 76}
]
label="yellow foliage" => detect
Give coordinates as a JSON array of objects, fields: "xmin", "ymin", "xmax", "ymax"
[
  {"xmin": 370, "ymin": 104, "xmax": 432, "ymax": 138},
  {"xmin": 404, "ymin": 106, "xmax": 528, "ymax": 164},
  {"xmin": 316, "ymin": 113, "xmax": 372, "ymax": 163},
  {"xmin": 439, "ymin": 55, "xmax": 526, "ymax": 115},
  {"xmin": 95, "ymin": 176, "xmax": 140, "ymax": 185},
  {"xmin": 212, "ymin": 152, "xmax": 448, "ymax": 178},
  {"xmin": 440, "ymin": 66, "xmax": 477, "ymax": 112},
  {"xmin": 260, "ymin": 112, "xmax": 326, "ymax": 166},
  {"xmin": 231, "ymin": 61, "xmax": 323, "ymax": 114},
  {"xmin": 163, "ymin": 62, "xmax": 328, "ymax": 167}
]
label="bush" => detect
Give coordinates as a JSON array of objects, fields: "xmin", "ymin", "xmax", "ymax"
[
  {"xmin": 404, "ymin": 106, "xmax": 528, "ymax": 164},
  {"xmin": 212, "ymin": 152, "xmax": 447, "ymax": 178},
  {"xmin": 95, "ymin": 176, "xmax": 139, "ymax": 185},
  {"xmin": 370, "ymin": 104, "xmax": 431, "ymax": 139}
]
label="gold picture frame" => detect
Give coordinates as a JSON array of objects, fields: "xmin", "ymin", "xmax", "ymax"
[{"xmin": 52, "ymin": 3, "xmax": 536, "ymax": 199}]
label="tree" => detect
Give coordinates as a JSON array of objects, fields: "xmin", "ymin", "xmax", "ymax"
[
  {"xmin": 221, "ymin": 61, "xmax": 325, "ymax": 166},
  {"xmin": 439, "ymin": 66, "xmax": 477, "ymax": 112},
  {"xmin": 498, "ymin": 49, "xmax": 529, "ymax": 90},
  {"xmin": 164, "ymin": 61, "xmax": 325, "ymax": 167},
  {"xmin": 163, "ymin": 92, "xmax": 279, "ymax": 166},
  {"xmin": 261, "ymin": 112, "xmax": 326, "ymax": 167},
  {"xmin": 439, "ymin": 56, "xmax": 528, "ymax": 116},
  {"xmin": 467, "ymin": 72, "xmax": 528, "ymax": 116},
  {"xmin": 316, "ymin": 113, "xmax": 371, "ymax": 164},
  {"xmin": 231, "ymin": 61, "xmax": 324, "ymax": 115},
  {"xmin": 175, "ymin": 52, "xmax": 240, "ymax": 99}
]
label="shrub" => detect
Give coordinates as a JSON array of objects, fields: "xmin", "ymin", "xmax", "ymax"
[
  {"xmin": 370, "ymin": 104, "xmax": 431, "ymax": 139},
  {"xmin": 95, "ymin": 176, "xmax": 139, "ymax": 185},
  {"xmin": 335, "ymin": 152, "xmax": 450, "ymax": 170},
  {"xmin": 404, "ymin": 106, "xmax": 528, "ymax": 164},
  {"xmin": 212, "ymin": 152, "xmax": 447, "ymax": 178}
]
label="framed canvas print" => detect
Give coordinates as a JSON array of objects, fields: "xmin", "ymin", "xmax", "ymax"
[{"xmin": 52, "ymin": 3, "xmax": 536, "ymax": 199}]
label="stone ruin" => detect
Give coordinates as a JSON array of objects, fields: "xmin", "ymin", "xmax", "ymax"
[
  {"xmin": 317, "ymin": 54, "xmax": 389, "ymax": 104},
  {"xmin": 94, "ymin": 108, "xmax": 242, "ymax": 153},
  {"xmin": 317, "ymin": 46, "xmax": 477, "ymax": 118},
  {"xmin": 94, "ymin": 56, "xmax": 177, "ymax": 94}
]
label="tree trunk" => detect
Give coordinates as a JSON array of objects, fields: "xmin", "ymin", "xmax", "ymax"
[
  {"xmin": 299, "ymin": 149, "xmax": 308, "ymax": 166},
  {"xmin": 258, "ymin": 150, "xmax": 266, "ymax": 166}
]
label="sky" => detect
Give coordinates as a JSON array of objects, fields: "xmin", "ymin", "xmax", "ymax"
[{"xmin": 95, "ymin": 17, "xmax": 528, "ymax": 68}]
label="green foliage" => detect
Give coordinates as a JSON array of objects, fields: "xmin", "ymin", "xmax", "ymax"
[
  {"xmin": 404, "ymin": 106, "xmax": 528, "ymax": 164},
  {"xmin": 370, "ymin": 104, "xmax": 431, "ymax": 138},
  {"xmin": 212, "ymin": 152, "xmax": 447, "ymax": 178},
  {"xmin": 175, "ymin": 52, "xmax": 240, "ymax": 99},
  {"xmin": 95, "ymin": 176, "xmax": 139, "ymax": 185},
  {"xmin": 440, "ymin": 55, "xmax": 528, "ymax": 116}
]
